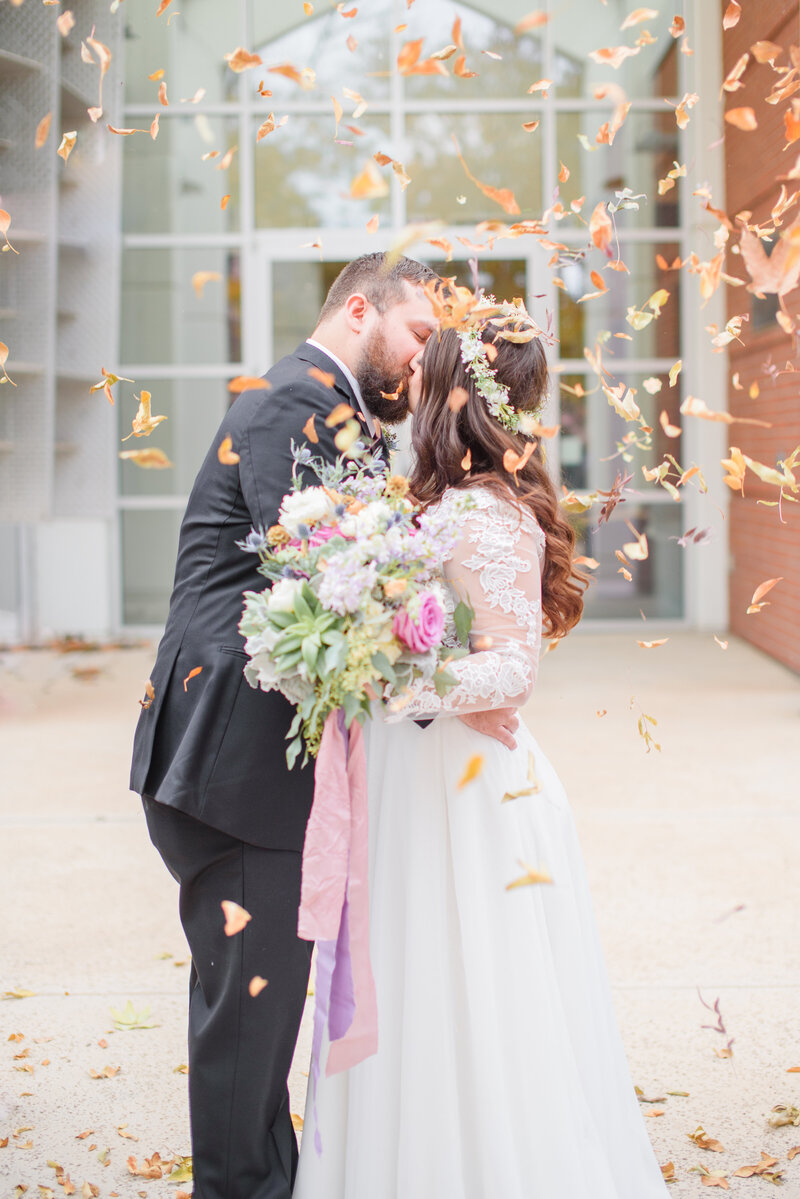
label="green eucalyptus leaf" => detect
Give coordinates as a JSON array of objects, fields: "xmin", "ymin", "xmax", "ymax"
[{"xmin": 453, "ymin": 599, "xmax": 475, "ymax": 646}]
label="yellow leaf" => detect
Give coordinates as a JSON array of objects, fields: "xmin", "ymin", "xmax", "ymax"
[
  {"xmin": 121, "ymin": 391, "xmax": 167, "ymax": 440},
  {"xmin": 349, "ymin": 159, "xmax": 389, "ymax": 200},
  {"xmin": 248, "ymin": 976, "xmax": 269, "ymax": 997},
  {"xmin": 192, "ymin": 270, "xmax": 222, "ymax": 299},
  {"xmin": 217, "ymin": 435, "xmax": 240, "ymax": 465},
  {"xmin": 502, "ymin": 751, "xmax": 542, "ymax": 801},
  {"xmin": 457, "ymin": 754, "xmax": 484, "ymax": 788},
  {"xmin": 505, "ymin": 860, "xmax": 553, "ymax": 890},
  {"xmin": 325, "ymin": 402, "xmax": 355, "ymax": 426},
  {"xmin": 118, "ymin": 448, "xmax": 173, "ymax": 469},
  {"xmin": 227, "ymin": 375, "xmax": 270, "ymax": 393}
]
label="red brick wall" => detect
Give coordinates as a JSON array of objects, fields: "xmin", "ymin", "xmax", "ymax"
[{"xmin": 722, "ymin": 0, "xmax": 800, "ymax": 672}]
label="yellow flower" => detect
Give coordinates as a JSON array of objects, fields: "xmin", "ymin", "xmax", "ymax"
[
  {"xmin": 384, "ymin": 474, "xmax": 410, "ymax": 499},
  {"xmin": 267, "ymin": 524, "xmax": 291, "ymax": 547}
]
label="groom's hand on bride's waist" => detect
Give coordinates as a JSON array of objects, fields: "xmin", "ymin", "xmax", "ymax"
[{"xmin": 458, "ymin": 708, "xmax": 519, "ymax": 751}]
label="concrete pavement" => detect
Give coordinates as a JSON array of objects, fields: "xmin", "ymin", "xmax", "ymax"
[{"xmin": 1, "ymin": 632, "xmax": 798, "ymax": 1197}]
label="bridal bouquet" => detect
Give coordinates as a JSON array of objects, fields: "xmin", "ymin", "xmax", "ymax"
[{"xmin": 238, "ymin": 445, "xmax": 471, "ymax": 767}]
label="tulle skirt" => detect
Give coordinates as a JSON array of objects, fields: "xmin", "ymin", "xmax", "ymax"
[{"xmin": 293, "ymin": 713, "xmax": 668, "ymax": 1199}]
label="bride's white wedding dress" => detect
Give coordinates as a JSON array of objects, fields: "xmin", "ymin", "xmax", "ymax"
[{"xmin": 294, "ymin": 486, "xmax": 668, "ymax": 1199}]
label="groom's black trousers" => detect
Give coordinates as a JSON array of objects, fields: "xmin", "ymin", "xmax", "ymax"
[{"xmin": 143, "ymin": 796, "xmax": 313, "ymax": 1199}]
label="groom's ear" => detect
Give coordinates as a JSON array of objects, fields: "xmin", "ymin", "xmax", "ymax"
[{"xmin": 343, "ymin": 292, "xmax": 370, "ymax": 332}]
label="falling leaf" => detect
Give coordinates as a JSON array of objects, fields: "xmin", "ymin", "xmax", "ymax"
[
  {"xmin": 224, "ymin": 47, "xmax": 263, "ymax": 73},
  {"xmin": 121, "ymin": 391, "xmax": 167, "ymax": 441},
  {"xmin": 620, "ymin": 7, "xmax": 659, "ymax": 29},
  {"xmin": 680, "ymin": 396, "xmax": 771, "ymax": 427},
  {"xmin": 373, "ymin": 151, "xmax": 411, "ymax": 190},
  {"xmin": 506, "ymin": 860, "xmax": 553, "ymax": 890},
  {"xmin": 672, "ymin": 92, "xmax": 699, "ymax": 129},
  {"xmin": 248, "ymin": 976, "xmax": 268, "ymax": 997},
  {"xmin": 349, "ymin": 159, "xmax": 389, "ymax": 200},
  {"xmin": 452, "ymin": 136, "xmax": 520, "ymax": 215},
  {"xmin": 522, "ymin": 120, "xmax": 540, "ymax": 133},
  {"xmin": 514, "ymin": 10, "xmax": 549, "ymax": 33},
  {"xmin": 217, "ymin": 436, "xmax": 240, "ymax": 465},
  {"xmin": 722, "ymin": 1, "xmax": 741, "ymax": 30},
  {"xmin": 216, "ymin": 145, "xmax": 237, "ymax": 171},
  {"xmin": 588, "ymin": 44, "xmax": 641, "ymax": 69},
  {"xmin": 291, "ymin": 1113, "xmax": 304, "ymax": 1131},
  {"xmin": 107, "ymin": 124, "xmax": 149, "ymax": 136},
  {"xmin": 637, "ymin": 639, "xmax": 668, "ymax": 649},
  {"xmin": 457, "ymin": 754, "xmax": 484, "ymax": 788},
  {"xmin": 460, "ymin": 448, "xmax": 472, "ymax": 471},
  {"xmin": 502, "ymin": 751, "xmax": 542, "ymax": 801},
  {"xmin": 221, "ymin": 194, "xmax": 230, "ymax": 210},
  {"xmin": 35, "ymin": 113, "xmax": 52, "ymax": 149},
  {"xmin": 747, "ymin": 576, "xmax": 782, "ymax": 613},
  {"xmin": 302, "ymin": 415, "xmax": 318, "ymax": 444},
  {"xmin": 725, "ymin": 107, "xmax": 757, "ymax": 131},
  {"xmin": 227, "ymin": 375, "xmax": 270, "ymax": 392},
  {"xmin": 397, "ymin": 38, "xmax": 448, "ymax": 76},
  {"xmin": 182, "ymin": 666, "xmax": 203, "ymax": 691},
  {"xmin": 222, "ymin": 900, "xmax": 252, "ymax": 936},
  {"xmin": 119, "ymin": 448, "xmax": 173, "ymax": 469},
  {"xmin": 589, "ymin": 202, "xmax": 613, "ymax": 254},
  {"xmin": 191, "ymin": 270, "xmax": 222, "ymax": 299},
  {"xmin": 155, "ymin": 0, "xmax": 174, "ymax": 13},
  {"xmin": 269, "ymin": 62, "xmax": 316, "ymax": 89},
  {"xmin": 454, "ymin": 56, "xmax": 478, "ymax": 78},
  {"xmin": 659, "ymin": 410, "xmax": 682, "ymax": 437},
  {"xmin": 56, "ymin": 10, "xmax": 76, "ymax": 35},
  {"xmin": 57, "ymin": 131, "xmax": 77, "ymax": 163},
  {"xmin": 503, "ymin": 441, "xmax": 536, "ymax": 484}
]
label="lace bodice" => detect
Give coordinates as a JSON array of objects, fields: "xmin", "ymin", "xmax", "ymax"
[{"xmin": 386, "ymin": 487, "xmax": 546, "ymax": 721}]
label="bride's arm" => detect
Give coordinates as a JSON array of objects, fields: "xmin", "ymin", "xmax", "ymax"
[{"xmin": 384, "ymin": 493, "xmax": 544, "ymax": 722}]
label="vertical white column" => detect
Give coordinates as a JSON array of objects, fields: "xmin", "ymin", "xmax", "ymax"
[{"xmin": 680, "ymin": 2, "xmax": 730, "ymax": 631}]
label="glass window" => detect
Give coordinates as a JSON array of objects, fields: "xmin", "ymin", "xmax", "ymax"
[
  {"xmin": 250, "ymin": 4, "xmax": 392, "ymax": 100},
  {"xmin": 400, "ymin": 3, "xmax": 545, "ymax": 101},
  {"xmin": 117, "ymin": 377, "xmax": 231, "ymax": 498},
  {"xmin": 579, "ymin": 503, "xmax": 684, "ymax": 621},
  {"xmin": 405, "ymin": 112, "xmax": 542, "ymax": 224},
  {"xmin": 548, "ymin": 3, "xmax": 680, "ymax": 99},
  {"xmin": 122, "ymin": 0, "xmax": 240, "ymax": 105},
  {"xmin": 254, "ymin": 116, "xmax": 392, "ymax": 228},
  {"xmin": 122, "ymin": 116, "xmax": 240, "ymax": 234},
  {"xmin": 121, "ymin": 508, "xmax": 183, "ymax": 626},
  {"xmin": 556, "ymin": 110, "xmax": 681, "ymax": 231},
  {"xmin": 120, "ymin": 248, "xmax": 241, "ymax": 365},
  {"xmin": 558, "ymin": 241, "xmax": 682, "ymax": 362}
]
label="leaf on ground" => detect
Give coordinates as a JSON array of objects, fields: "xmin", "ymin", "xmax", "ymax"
[
  {"xmin": 2, "ymin": 988, "xmax": 36, "ymax": 1000},
  {"xmin": 110, "ymin": 1000, "xmax": 158, "ymax": 1031},
  {"xmin": 688, "ymin": 1126, "xmax": 725, "ymax": 1152}
]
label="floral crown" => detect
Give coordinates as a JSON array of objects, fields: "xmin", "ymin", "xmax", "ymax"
[{"xmin": 456, "ymin": 300, "xmax": 550, "ymax": 435}]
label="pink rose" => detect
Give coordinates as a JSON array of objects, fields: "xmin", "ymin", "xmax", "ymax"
[
  {"xmin": 289, "ymin": 524, "xmax": 343, "ymax": 549},
  {"xmin": 392, "ymin": 591, "xmax": 445, "ymax": 653}
]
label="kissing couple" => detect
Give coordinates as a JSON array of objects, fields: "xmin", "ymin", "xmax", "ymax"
[{"xmin": 131, "ymin": 252, "xmax": 668, "ymax": 1199}]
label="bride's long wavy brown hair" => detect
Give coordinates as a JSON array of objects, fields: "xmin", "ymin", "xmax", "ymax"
[{"xmin": 410, "ymin": 323, "xmax": 587, "ymax": 639}]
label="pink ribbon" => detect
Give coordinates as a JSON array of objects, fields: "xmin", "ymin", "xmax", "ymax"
[{"xmin": 298, "ymin": 711, "xmax": 378, "ymax": 1149}]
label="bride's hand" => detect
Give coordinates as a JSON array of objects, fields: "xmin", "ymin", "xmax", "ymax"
[
  {"xmin": 407, "ymin": 352, "xmax": 424, "ymax": 413},
  {"xmin": 458, "ymin": 708, "xmax": 519, "ymax": 751}
]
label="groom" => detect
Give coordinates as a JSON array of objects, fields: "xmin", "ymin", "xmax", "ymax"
[{"xmin": 131, "ymin": 253, "xmax": 521, "ymax": 1199}]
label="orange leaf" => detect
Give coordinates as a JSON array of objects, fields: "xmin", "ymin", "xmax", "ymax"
[
  {"xmin": 522, "ymin": 120, "xmax": 540, "ymax": 133},
  {"xmin": 308, "ymin": 366, "xmax": 336, "ymax": 388},
  {"xmin": 192, "ymin": 270, "xmax": 222, "ymax": 299},
  {"xmin": 248, "ymin": 976, "xmax": 269, "ymax": 997},
  {"xmin": 574, "ymin": 556, "xmax": 599, "ymax": 570},
  {"xmin": 221, "ymin": 194, "xmax": 230, "ymax": 210},
  {"xmin": 227, "ymin": 375, "xmax": 270, "ymax": 392},
  {"xmin": 454, "ymin": 55, "xmax": 478, "ymax": 78},
  {"xmin": 514, "ymin": 10, "xmax": 549, "ymax": 34},
  {"xmin": 725, "ymin": 107, "xmax": 757, "ymax": 130},
  {"xmin": 589, "ymin": 202, "xmax": 613, "ymax": 254},
  {"xmin": 637, "ymin": 639, "xmax": 669, "ymax": 649},
  {"xmin": 155, "ymin": 0, "xmax": 174, "ymax": 14},
  {"xmin": 217, "ymin": 435, "xmax": 240, "ymax": 465},
  {"xmin": 325, "ymin": 402, "xmax": 355, "ymax": 426},
  {"xmin": 785, "ymin": 105, "xmax": 800, "ymax": 144},
  {"xmin": 722, "ymin": 1, "xmax": 741, "ymax": 30},
  {"xmin": 56, "ymin": 10, "xmax": 75, "ymax": 35},
  {"xmin": 221, "ymin": 899, "xmax": 251, "ymax": 936},
  {"xmin": 57, "ymin": 131, "xmax": 77, "ymax": 162},
  {"xmin": 349, "ymin": 159, "xmax": 389, "ymax": 200},
  {"xmin": 461, "ymin": 448, "xmax": 472, "ymax": 471},
  {"xmin": 366, "ymin": 214, "xmax": 380, "ymax": 233},
  {"xmin": 588, "ymin": 44, "xmax": 641, "ymax": 69},
  {"xmin": 503, "ymin": 440, "xmax": 536, "ymax": 484},
  {"xmin": 107, "ymin": 124, "xmax": 148, "ymax": 136},
  {"xmin": 659, "ymin": 410, "xmax": 682, "ymax": 437},
  {"xmin": 35, "ymin": 112, "xmax": 52, "ymax": 149},
  {"xmin": 182, "ymin": 666, "xmax": 203, "ymax": 691},
  {"xmin": 751, "ymin": 576, "xmax": 782, "ymax": 605},
  {"xmin": 158, "ymin": 80, "xmax": 168, "ymax": 106},
  {"xmin": 620, "ymin": 7, "xmax": 658, "ymax": 29},
  {"xmin": 225, "ymin": 47, "xmax": 263, "ymax": 73},
  {"xmin": 452, "ymin": 136, "xmax": 520, "ymax": 215},
  {"xmin": 558, "ymin": 161, "xmax": 569, "ymax": 182},
  {"xmin": 302, "ymin": 414, "xmax": 319, "ymax": 443}
]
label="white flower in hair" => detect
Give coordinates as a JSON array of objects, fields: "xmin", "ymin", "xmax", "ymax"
[{"xmin": 456, "ymin": 300, "xmax": 548, "ymax": 434}]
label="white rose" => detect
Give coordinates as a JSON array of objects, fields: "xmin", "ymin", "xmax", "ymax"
[
  {"xmin": 244, "ymin": 650, "xmax": 281, "ymax": 692},
  {"xmin": 278, "ymin": 487, "xmax": 335, "ymax": 537},
  {"xmin": 243, "ymin": 624, "xmax": 280, "ymax": 657},
  {"xmin": 339, "ymin": 500, "xmax": 392, "ymax": 540},
  {"xmin": 267, "ymin": 577, "xmax": 304, "ymax": 613}
]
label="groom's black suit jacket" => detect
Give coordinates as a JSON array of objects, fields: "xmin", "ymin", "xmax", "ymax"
[{"xmin": 130, "ymin": 342, "xmax": 378, "ymax": 851}]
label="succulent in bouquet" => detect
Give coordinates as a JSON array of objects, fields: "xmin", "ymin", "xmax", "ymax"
[{"xmin": 238, "ymin": 445, "xmax": 473, "ymax": 767}]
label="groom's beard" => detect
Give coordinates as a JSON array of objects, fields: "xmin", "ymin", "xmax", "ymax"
[{"xmin": 355, "ymin": 328, "xmax": 412, "ymax": 427}]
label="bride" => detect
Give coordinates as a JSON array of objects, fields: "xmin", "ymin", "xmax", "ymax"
[{"xmin": 293, "ymin": 305, "xmax": 669, "ymax": 1198}]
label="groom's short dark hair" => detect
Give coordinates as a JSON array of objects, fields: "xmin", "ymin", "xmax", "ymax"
[{"xmin": 317, "ymin": 253, "xmax": 437, "ymax": 323}]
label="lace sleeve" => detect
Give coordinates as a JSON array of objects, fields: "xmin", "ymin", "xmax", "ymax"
[{"xmin": 385, "ymin": 489, "xmax": 545, "ymax": 722}]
